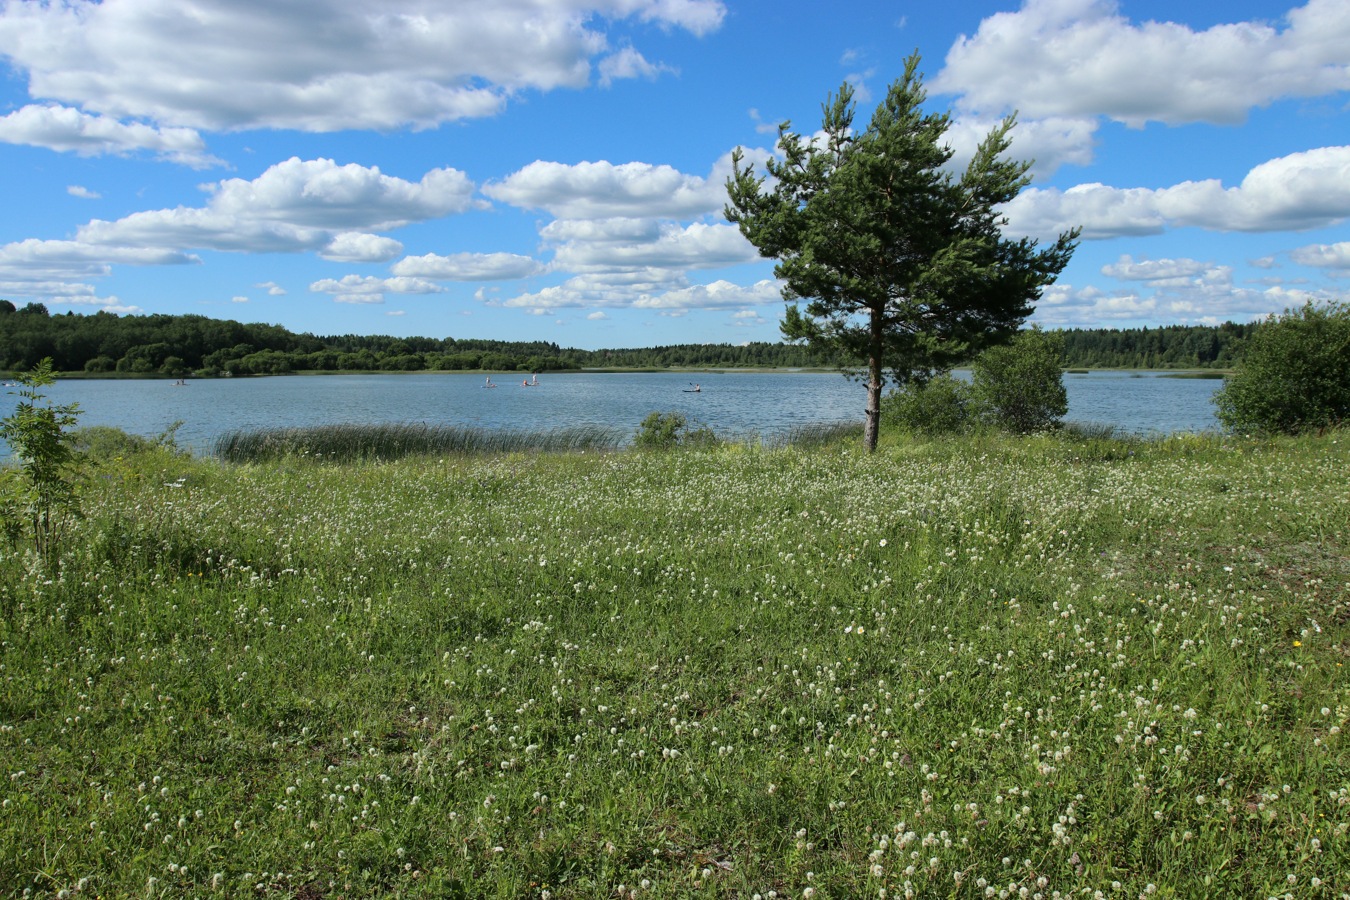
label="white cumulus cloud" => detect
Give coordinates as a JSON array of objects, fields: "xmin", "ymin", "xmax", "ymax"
[
  {"xmin": 630, "ymin": 278, "xmax": 781, "ymax": 309},
  {"xmin": 392, "ymin": 252, "xmax": 544, "ymax": 280},
  {"xmin": 501, "ymin": 271, "xmax": 781, "ymax": 312},
  {"xmin": 0, "ymin": 104, "xmax": 218, "ymax": 166},
  {"xmin": 207, "ymin": 158, "xmax": 477, "ymax": 230},
  {"xmin": 1101, "ymin": 255, "xmax": 1221, "ymax": 282},
  {"xmin": 934, "ymin": 0, "xmax": 1350, "ymax": 126},
  {"xmin": 944, "ymin": 115, "xmax": 1098, "ymax": 179},
  {"xmin": 0, "ymin": 238, "xmax": 197, "ymax": 306},
  {"xmin": 0, "ymin": 0, "xmax": 725, "ymax": 133},
  {"xmin": 1002, "ymin": 145, "xmax": 1350, "ymax": 240},
  {"xmin": 1032, "ymin": 274, "xmax": 1334, "ymax": 329},
  {"xmin": 599, "ymin": 47, "xmax": 672, "ymax": 86},
  {"xmin": 75, "ymin": 157, "xmax": 475, "ymax": 254},
  {"xmin": 1290, "ymin": 241, "xmax": 1350, "ymax": 273},
  {"xmin": 548, "ymin": 221, "xmax": 758, "ymax": 271},
  {"xmin": 320, "ymin": 233, "xmax": 405, "ymax": 263},
  {"xmin": 310, "ymin": 274, "xmax": 446, "ymax": 296},
  {"xmin": 0, "ymin": 238, "xmax": 199, "ymax": 280},
  {"xmin": 484, "ymin": 159, "xmax": 724, "ymax": 219}
]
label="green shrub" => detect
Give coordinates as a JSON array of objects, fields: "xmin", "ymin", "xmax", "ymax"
[
  {"xmin": 1214, "ymin": 301, "xmax": 1350, "ymax": 434},
  {"xmin": 632, "ymin": 411, "xmax": 720, "ymax": 450},
  {"xmin": 880, "ymin": 374, "xmax": 974, "ymax": 436},
  {"xmin": 71, "ymin": 423, "xmax": 183, "ymax": 460},
  {"xmin": 971, "ymin": 327, "xmax": 1068, "ymax": 433},
  {"xmin": 633, "ymin": 411, "xmax": 686, "ymax": 450},
  {"xmin": 0, "ymin": 358, "xmax": 83, "ymax": 562}
]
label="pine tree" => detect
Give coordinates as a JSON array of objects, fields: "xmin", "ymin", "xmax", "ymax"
[{"xmin": 725, "ymin": 54, "xmax": 1078, "ymax": 451}]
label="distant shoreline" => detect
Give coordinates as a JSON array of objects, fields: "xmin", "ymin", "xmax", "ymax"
[{"xmin": 47, "ymin": 365, "xmax": 1232, "ymax": 380}]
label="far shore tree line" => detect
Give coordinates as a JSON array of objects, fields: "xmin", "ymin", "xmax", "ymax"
[
  {"xmin": 0, "ymin": 303, "xmax": 840, "ymax": 376},
  {"xmin": 1, "ymin": 302, "xmax": 1260, "ymax": 378}
]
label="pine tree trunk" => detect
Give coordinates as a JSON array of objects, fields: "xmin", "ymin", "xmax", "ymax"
[{"xmin": 863, "ymin": 308, "xmax": 884, "ymax": 453}]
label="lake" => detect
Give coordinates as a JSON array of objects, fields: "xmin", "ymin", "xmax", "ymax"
[{"xmin": 2, "ymin": 370, "xmax": 1222, "ymax": 457}]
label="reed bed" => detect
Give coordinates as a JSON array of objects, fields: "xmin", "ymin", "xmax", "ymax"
[
  {"xmin": 214, "ymin": 420, "xmax": 863, "ymax": 463},
  {"xmin": 213, "ymin": 421, "xmax": 625, "ymax": 462}
]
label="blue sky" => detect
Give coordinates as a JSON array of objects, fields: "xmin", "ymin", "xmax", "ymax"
[{"xmin": 0, "ymin": 0, "xmax": 1346, "ymax": 350}]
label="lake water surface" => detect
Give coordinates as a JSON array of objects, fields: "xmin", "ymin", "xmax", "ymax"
[{"xmin": 3, "ymin": 370, "xmax": 1222, "ymax": 456}]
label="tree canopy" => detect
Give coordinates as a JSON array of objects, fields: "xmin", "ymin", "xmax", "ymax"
[{"xmin": 725, "ymin": 53, "xmax": 1078, "ymax": 451}]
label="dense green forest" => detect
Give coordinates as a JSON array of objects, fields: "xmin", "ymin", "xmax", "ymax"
[
  {"xmin": 0, "ymin": 303, "xmax": 832, "ymax": 374},
  {"xmin": 1058, "ymin": 321, "xmax": 1256, "ymax": 368},
  {"xmin": 1, "ymin": 300, "xmax": 1259, "ymax": 375}
]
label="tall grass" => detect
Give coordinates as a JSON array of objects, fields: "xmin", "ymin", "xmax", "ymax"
[
  {"xmin": 214, "ymin": 421, "xmax": 624, "ymax": 462},
  {"xmin": 215, "ymin": 420, "xmax": 864, "ymax": 462},
  {"xmin": 765, "ymin": 420, "xmax": 863, "ymax": 449},
  {"xmin": 1, "ymin": 430, "xmax": 1347, "ymax": 898}
]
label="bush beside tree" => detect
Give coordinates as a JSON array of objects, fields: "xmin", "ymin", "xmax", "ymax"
[
  {"xmin": 880, "ymin": 329, "xmax": 1068, "ymax": 438},
  {"xmin": 1214, "ymin": 301, "xmax": 1350, "ymax": 435},
  {"xmin": 971, "ymin": 327, "xmax": 1068, "ymax": 433},
  {"xmin": 880, "ymin": 375, "xmax": 975, "ymax": 437}
]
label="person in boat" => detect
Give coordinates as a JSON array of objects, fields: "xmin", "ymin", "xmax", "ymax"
[
  {"xmin": 485, "ymin": 376, "xmax": 497, "ymax": 388},
  {"xmin": 530, "ymin": 374, "xmax": 539, "ymax": 385}
]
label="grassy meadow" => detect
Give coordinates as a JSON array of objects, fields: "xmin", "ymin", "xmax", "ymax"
[{"xmin": 0, "ymin": 429, "xmax": 1347, "ymax": 898}]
